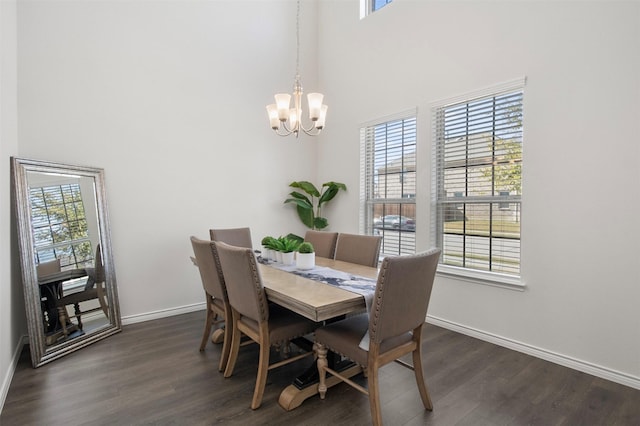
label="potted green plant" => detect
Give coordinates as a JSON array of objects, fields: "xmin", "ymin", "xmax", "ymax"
[
  {"xmin": 296, "ymin": 241, "xmax": 315, "ymax": 270},
  {"xmin": 284, "ymin": 181, "xmax": 347, "ymax": 230},
  {"xmin": 279, "ymin": 236, "xmax": 300, "ymax": 265},
  {"xmin": 261, "ymin": 236, "xmax": 276, "ymax": 261}
]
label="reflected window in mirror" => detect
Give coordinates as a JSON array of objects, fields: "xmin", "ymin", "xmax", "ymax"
[{"xmin": 30, "ymin": 182, "xmax": 94, "ymax": 270}]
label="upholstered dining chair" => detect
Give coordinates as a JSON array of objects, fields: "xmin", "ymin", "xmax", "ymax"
[
  {"xmin": 56, "ymin": 244, "xmax": 109, "ymax": 337},
  {"xmin": 304, "ymin": 230, "xmax": 338, "ymax": 259},
  {"xmin": 214, "ymin": 241, "xmax": 319, "ymax": 409},
  {"xmin": 190, "ymin": 236, "xmax": 232, "ymax": 372},
  {"xmin": 334, "ymin": 233, "xmax": 382, "ymax": 267},
  {"xmin": 210, "ymin": 227, "xmax": 253, "ymax": 249},
  {"xmin": 36, "ymin": 258, "xmax": 62, "ymax": 277},
  {"xmin": 315, "ymin": 248, "xmax": 441, "ymax": 426}
]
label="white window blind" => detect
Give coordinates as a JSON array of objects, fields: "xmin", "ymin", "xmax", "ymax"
[
  {"xmin": 361, "ymin": 111, "xmax": 417, "ymax": 257},
  {"xmin": 30, "ymin": 184, "xmax": 93, "ymax": 270},
  {"xmin": 432, "ymin": 87, "xmax": 524, "ymax": 277}
]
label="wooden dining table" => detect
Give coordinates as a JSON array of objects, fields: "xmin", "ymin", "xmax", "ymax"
[{"xmin": 258, "ymin": 256, "xmax": 379, "ymax": 411}]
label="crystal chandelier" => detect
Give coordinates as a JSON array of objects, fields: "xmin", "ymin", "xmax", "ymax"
[{"xmin": 266, "ymin": 0, "xmax": 327, "ymax": 138}]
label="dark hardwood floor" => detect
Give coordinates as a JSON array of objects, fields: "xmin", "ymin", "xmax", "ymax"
[{"xmin": 2, "ymin": 311, "xmax": 639, "ymax": 425}]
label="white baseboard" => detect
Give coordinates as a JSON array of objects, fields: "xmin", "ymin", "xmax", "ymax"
[
  {"xmin": 0, "ymin": 334, "xmax": 28, "ymax": 413},
  {"xmin": 121, "ymin": 302, "xmax": 206, "ymax": 325},
  {"xmin": 426, "ymin": 315, "xmax": 640, "ymax": 391}
]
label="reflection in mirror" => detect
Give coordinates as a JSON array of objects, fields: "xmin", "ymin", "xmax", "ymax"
[{"xmin": 12, "ymin": 157, "xmax": 121, "ymax": 367}]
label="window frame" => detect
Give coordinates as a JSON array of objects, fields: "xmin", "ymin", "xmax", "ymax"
[
  {"xmin": 360, "ymin": 0, "xmax": 393, "ymax": 19},
  {"xmin": 430, "ymin": 78, "xmax": 526, "ymax": 289},
  {"xmin": 360, "ymin": 109, "xmax": 417, "ymax": 258}
]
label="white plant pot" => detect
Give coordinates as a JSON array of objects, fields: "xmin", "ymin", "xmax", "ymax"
[
  {"xmin": 262, "ymin": 247, "xmax": 272, "ymax": 261},
  {"xmin": 281, "ymin": 251, "xmax": 295, "ymax": 266},
  {"xmin": 296, "ymin": 252, "xmax": 315, "ymax": 270},
  {"xmin": 275, "ymin": 251, "xmax": 283, "ymax": 263}
]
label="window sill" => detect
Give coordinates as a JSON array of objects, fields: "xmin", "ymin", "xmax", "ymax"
[{"xmin": 436, "ymin": 265, "xmax": 525, "ymax": 291}]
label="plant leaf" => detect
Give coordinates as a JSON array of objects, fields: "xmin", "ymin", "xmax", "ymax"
[
  {"xmin": 318, "ymin": 182, "xmax": 346, "ymax": 205},
  {"xmin": 290, "ymin": 181, "xmax": 320, "ymax": 197},
  {"xmin": 314, "ymin": 216, "xmax": 328, "ymax": 230},
  {"xmin": 297, "ymin": 205, "xmax": 315, "ymax": 228},
  {"xmin": 284, "ymin": 197, "xmax": 313, "ymax": 210}
]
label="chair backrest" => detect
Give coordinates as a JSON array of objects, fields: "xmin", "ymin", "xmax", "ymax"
[
  {"xmin": 334, "ymin": 233, "xmax": 382, "ymax": 267},
  {"xmin": 369, "ymin": 248, "xmax": 441, "ymax": 345},
  {"xmin": 214, "ymin": 241, "xmax": 268, "ymax": 324},
  {"xmin": 190, "ymin": 236, "xmax": 227, "ymax": 302},
  {"xmin": 94, "ymin": 244, "xmax": 105, "ymax": 283},
  {"xmin": 304, "ymin": 230, "xmax": 338, "ymax": 259},
  {"xmin": 210, "ymin": 227, "xmax": 253, "ymax": 249},
  {"xmin": 36, "ymin": 259, "xmax": 61, "ymax": 276},
  {"xmin": 83, "ymin": 244, "xmax": 105, "ymax": 290}
]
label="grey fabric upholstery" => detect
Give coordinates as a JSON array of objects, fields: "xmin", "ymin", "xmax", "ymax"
[
  {"xmin": 190, "ymin": 236, "xmax": 227, "ymax": 302},
  {"xmin": 304, "ymin": 230, "xmax": 338, "ymax": 259},
  {"xmin": 334, "ymin": 233, "xmax": 382, "ymax": 267},
  {"xmin": 190, "ymin": 236, "xmax": 232, "ymax": 369},
  {"xmin": 36, "ymin": 259, "xmax": 61, "ymax": 277},
  {"xmin": 214, "ymin": 241, "xmax": 268, "ymax": 323},
  {"xmin": 314, "ymin": 248, "xmax": 441, "ymax": 425},
  {"xmin": 210, "ymin": 227, "xmax": 253, "ymax": 249},
  {"xmin": 214, "ymin": 241, "xmax": 319, "ymax": 409}
]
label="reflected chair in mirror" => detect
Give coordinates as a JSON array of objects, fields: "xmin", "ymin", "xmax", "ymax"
[
  {"xmin": 190, "ymin": 236, "xmax": 232, "ymax": 372},
  {"xmin": 304, "ymin": 230, "xmax": 338, "ymax": 259},
  {"xmin": 215, "ymin": 241, "xmax": 319, "ymax": 409},
  {"xmin": 55, "ymin": 244, "xmax": 109, "ymax": 339},
  {"xmin": 315, "ymin": 248, "xmax": 441, "ymax": 426},
  {"xmin": 36, "ymin": 259, "xmax": 62, "ymax": 333},
  {"xmin": 334, "ymin": 233, "xmax": 382, "ymax": 267},
  {"xmin": 36, "ymin": 258, "xmax": 61, "ymax": 277},
  {"xmin": 210, "ymin": 227, "xmax": 253, "ymax": 249}
]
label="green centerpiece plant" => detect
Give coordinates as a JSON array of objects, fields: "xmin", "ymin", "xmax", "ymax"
[
  {"xmin": 284, "ymin": 181, "xmax": 347, "ymax": 230},
  {"xmin": 296, "ymin": 241, "xmax": 315, "ymax": 270}
]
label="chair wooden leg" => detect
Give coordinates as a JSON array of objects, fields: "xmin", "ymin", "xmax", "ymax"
[
  {"xmin": 74, "ymin": 303, "xmax": 83, "ymax": 330},
  {"xmin": 367, "ymin": 363, "xmax": 383, "ymax": 426},
  {"xmin": 251, "ymin": 338, "xmax": 271, "ymax": 409},
  {"xmin": 57, "ymin": 306, "xmax": 69, "ymax": 337},
  {"xmin": 412, "ymin": 345, "xmax": 433, "ymax": 410},
  {"xmin": 223, "ymin": 314, "xmax": 242, "ymax": 378},
  {"xmin": 199, "ymin": 307, "xmax": 214, "ymax": 351},
  {"xmin": 316, "ymin": 343, "xmax": 328, "ymax": 399},
  {"xmin": 218, "ymin": 310, "xmax": 232, "ymax": 372}
]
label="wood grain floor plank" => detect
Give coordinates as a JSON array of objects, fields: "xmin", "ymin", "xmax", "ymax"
[{"xmin": 2, "ymin": 311, "xmax": 638, "ymax": 425}]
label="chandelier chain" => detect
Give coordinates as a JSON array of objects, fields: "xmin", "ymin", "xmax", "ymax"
[{"xmin": 295, "ymin": 0, "xmax": 300, "ymax": 80}]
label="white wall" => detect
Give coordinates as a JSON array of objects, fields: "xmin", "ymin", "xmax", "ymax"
[
  {"xmin": 1, "ymin": 0, "xmax": 24, "ymax": 411},
  {"xmin": 14, "ymin": 0, "xmax": 319, "ymax": 323},
  {"xmin": 317, "ymin": 0, "xmax": 640, "ymax": 386}
]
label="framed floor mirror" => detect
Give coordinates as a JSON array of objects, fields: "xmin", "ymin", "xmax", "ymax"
[{"xmin": 11, "ymin": 157, "xmax": 122, "ymax": 367}]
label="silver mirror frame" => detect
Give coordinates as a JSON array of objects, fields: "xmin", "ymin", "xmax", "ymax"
[{"xmin": 11, "ymin": 157, "xmax": 122, "ymax": 367}]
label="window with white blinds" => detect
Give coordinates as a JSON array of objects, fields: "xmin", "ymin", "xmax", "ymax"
[
  {"xmin": 432, "ymin": 87, "xmax": 523, "ymax": 278},
  {"xmin": 30, "ymin": 184, "xmax": 94, "ymax": 270},
  {"xmin": 361, "ymin": 112, "xmax": 416, "ymax": 257}
]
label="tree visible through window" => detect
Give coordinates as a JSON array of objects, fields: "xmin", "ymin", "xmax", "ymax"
[
  {"xmin": 362, "ymin": 114, "xmax": 416, "ymax": 257},
  {"xmin": 433, "ymin": 89, "xmax": 523, "ymax": 276},
  {"xmin": 30, "ymin": 184, "xmax": 93, "ymax": 270}
]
